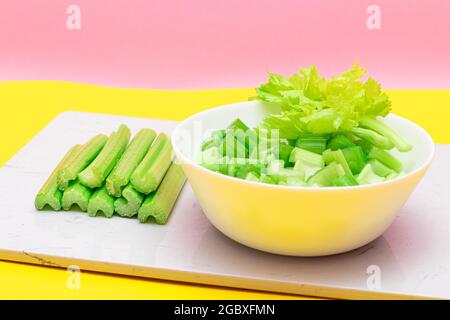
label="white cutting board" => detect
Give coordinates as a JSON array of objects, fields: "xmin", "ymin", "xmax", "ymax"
[{"xmin": 1, "ymin": 111, "xmax": 450, "ymax": 299}]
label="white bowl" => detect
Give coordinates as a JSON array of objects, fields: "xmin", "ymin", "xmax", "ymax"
[{"xmin": 171, "ymin": 101, "xmax": 435, "ymax": 256}]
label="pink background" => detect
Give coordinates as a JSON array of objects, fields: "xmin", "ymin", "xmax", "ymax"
[{"xmin": 0, "ymin": 0, "xmax": 449, "ymax": 89}]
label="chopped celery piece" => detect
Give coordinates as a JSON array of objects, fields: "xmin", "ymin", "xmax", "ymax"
[
  {"xmin": 61, "ymin": 182, "xmax": 94, "ymax": 211},
  {"xmin": 245, "ymin": 172, "xmax": 260, "ymax": 182},
  {"xmin": 57, "ymin": 134, "xmax": 108, "ymax": 190},
  {"xmin": 354, "ymin": 138, "xmax": 373, "ymax": 155},
  {"xmin": 290, "ymin": 147, "xmax": 324, "ymax": 180},
  {"xmin": 327, "ymin": 134, "xmax": 355, "ymax": 150},
  {"xmin": 35, "ymin": 145, "xmax": 81, "ymax": 211},
  {"xmin": 278, "ymin": 143, "xmax": 294, "ymax": 164},
  {"xmin": 368, "ymin": 159, "xmax": 394, "ymax": 177},
  {"xmin": 351, "ymin": 127, "xmax": 394, "ymax": 150},
  {"xmin": 138, "ymin": 163, "xmax": 186, "ymax": 224},
  {"xmin": 296, "ymin": 133, "xmax": 329, "ymax": 154},
  {"xmin": 322, "ymin": 149, "xmax": 353, "ymax": 177},
  {"xmin": 87, "ymin": 187, "xmax": 115, "ymax": 217},
  {"xmin": 131, "ymin": 133, "xmax": 173, "ymax": 194},
  {"xmin": 114, "ymin": 184, "xmax": 145, "ymax": 217},
  {"xmin": 285, "ymin": 176, "xmax": 307, "ymax": 186},
  {"xmin": 79, "ymin": 125, "xmax": 131, "ymax": 188},
  {"xmin": 234, "ymin": 163, "xmax": 263, "ymax": 179},
  {"xmin": 360, "ymin": 116, "xmax": 413, "ymax": 152},
  {"xmin": 260, "ymin": 174, "xmax": 277, "ymax": 185},
  {"xmin": 341, "ymin": 146, "xmax": 366, "ymax": 174},
  {"xmin": 334, "ymin": 175, "xmax": 359, "ymax": 187},
  {"xmin": 368, "ymin": 147, "xmax": 403, "ymax": 172},
  {"xmin": 220, "ymin": 133, "xmax": 247, "ymax": 158},
  {"xmin": 106, "ymin": 128, "xmax": 156, "ymax": 197},
  {"xmin": 268, "ymin": 160, "xmax": 285, "ymax": 173},
  {"xmin": 293, "ymin": 160, "xmax": 322, "ymax": 180},
  {"xmin": 227, "ymin": 118, "xmax": 250, "ymax": 132},
  {"xmin": 289, "ymin": 147, "xmax": 324, "ymax": 167},
  {"xmin": 386, "ymin": 172, "xmax": 400, "ymax": 180},
  {"xmin": 356, "ymin": 163, "xmax": 386, "ymax": 185},
  {"xmin": 308, "ymin": 163, "xmax": 345, "ymax": 187}
]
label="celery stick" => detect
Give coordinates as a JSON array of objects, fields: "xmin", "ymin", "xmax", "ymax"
[
  {"xmin": 35, "ymin": 145, "xmax": 81, "ymax": 211},
  {"xmin": 106, "ymin": 128, "xmax": 156, "ymax": 197},
  {"xmin": 352, "ymin": 127, "xmax": 394, "ymax": 150},
  {"xmin": 87, "ymin": 187, "xmax": 115, "ymax": 217},
  {"xmin": 360, "ymin": 116, "xmax": 413, "ymax": 152},
  {"xmin": 61, "ymin": 182, "xmax": 94, "ymax": 211},
  {"xmin": 368, "ymin": 147, "xmax": 403, "ymax": 172},
  {"xmin": 131, "ymin": 133, "xmax": 173, "ymax": 194},
  {"xmin": 327, "ymin": 134, "xmax": 355, "ymax": 150},
  {"xmin": 138, "ymin": 163, "xmax": 186, "ymax": 224},
  {"xmin": 308, "ymin": 163, "xmax": 345, "ymax": 187},
  {"xmin": 245, "ymin": 172, "xmax": 260, "ymax": 182},
  {"xmin": 341, "ymin": 146, "xmax": 366, "ymax": 174},
  {"xmin": 296, "ymin": 134, "xmax": 329, "ymax": 154},
  {"xmin": 114, "ymin": 184, "xmax": 145, "ymax": 217},
  {"xmin": 322, "ymin": 149, "xmax": 353, "ymax": 177},
  {"xmin": 289, "ymin": 147, "xmax": 324, "ymax": 167},
  {"xmin": 334, "ymin": 175, "xmax": 359, "ymax": 187},
  {"xmin": 356, "ymin": 163, "xmax": 386, "ymax": 185},
  {"xmin": 79, "ymin": 125, "xmax": 131, "ymax": 188},
  {"xmin": 368, "ymin": 159, "xmax": 394, "ymax": 177},
  {"xmin": 57, "ymin": 134, "xmax": 108, "ymax": 190}
]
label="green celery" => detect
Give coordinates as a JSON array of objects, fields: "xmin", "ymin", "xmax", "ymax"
[
  {"xmin": 131, "ymin": 133, "xmax": 173, "ymax": 194},
  {"xmin": 138, "ymin": 163, "xmax": 186, "ymax": 224},
  {"xmin": 368, "ymin": 159, "xmax": 394, "ymax": 177},
  {"xmin": 360, "ymin": 116, "xmax": 413, "ymax": 152},
  {"xmin": 61, "ymin": 182, "xmax": 94, "ymax": 211},
  {"xmin": 245, "ymin": 172, "xmax": 260, "ymax": 182},
  {"xmin": 351, "ymin": 127, "xmax": 394, "ymax": 150},
  {"xmin": 220, "ymin": 133, "xmax": 247, "ymax": 158},
  {"xmin": 296, "ymin": 133, "xmax": 329, "ymax": 154},
  {"xmin": 327, "ymin": 134, "xmax": 355, "ymax": 150},
  {"xmin": 322, "ymin": 149, "xmax": 353, "ymax": 177},
  {"xmin": 289, "ymin": 147, "xmax": 324, "ymax": 167},
  {"xmin": 57, "ymin": 134, "xmax": 108, "ymax": 190},
  {"xmin": 308, "ymin": 162, "xmax": 345, "ymax": 187},
  {"xmin": 341, "ymin": 146, "xmax": 366, "ymax": 174},
  {"xmin": 35, "ymin": 145, "xmax": 81, "ymax": 211},
  {"xmin": 334, "ymin": 175, "xmax": 359, "ymax": 187},
  {"xmin": 278, "ymin": 143, "xmax": 294, "ymax": 164},
  {"xmin": 87, "ymin": 187, "xmax": 115, "ymax": 217},
  {"xmin": 368, "ymin": 147, "xmax": 403, "ymax": 172},
  {"xmin": 356, "ymin": 163, "xmax": 386, "ymax": 185},
  {"xmin": 106, "ymin": 128, "xmax": 156, "ymax": 197},
  {"xmin": 114, "ymin": 184, "xmax": 145, "ymax": 217},
  {"xmin": 79, "ymin": 125, "xmax": 131, "ymax": 188}
]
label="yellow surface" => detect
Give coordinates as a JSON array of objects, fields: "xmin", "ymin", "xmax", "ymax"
[{"xmin": 0, "ymin": 81, "xmax": 449, "ymax": 299}]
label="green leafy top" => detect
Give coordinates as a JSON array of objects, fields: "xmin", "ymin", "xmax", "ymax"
[{"xmin": 251, "ymin": 62, "xmax": 391, "ymax": 138}]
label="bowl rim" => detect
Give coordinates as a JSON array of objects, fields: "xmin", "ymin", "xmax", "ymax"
[{"xmin": 171, "ymin": 101, "xmax": 435, "ymax": 191}]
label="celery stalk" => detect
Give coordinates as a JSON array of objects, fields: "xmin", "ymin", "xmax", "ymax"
[
  {"xmin": 138, "ymin": 163, "xmax": 186, "ymax": 224},
  {"xmin": 356, "ymin": 163, "xmax": 386, "ymax": 185},
  {"xmin": 35, "ymin": 145, "xmax": 81, "ymax": 211},
  {"xmin": 368, "ymin": 159, "xmax": 394, "ymax": 177},
  {"xmin": 341, "ymin": 146, "xmax": 366, "ymax": 174},
  {"xmin": 106, "ymin": 128, "xmax": 156, "ymax": 197},
  {"xmin": 368, "ymin": 147, "xmax": 403, "ymax": 172},
  {"xmin": 327, "ymin": 134, "xmax": 355, "ymax": 150},
  {"xmin": 61, "ymin": 182, "xmax": 94, "ymax": 211},
  {"xmin": 360, "ymin": 116, "xmax": 413, "ymax": 152},
  {"xmin": 334, "ymin": 175, "xmax": 359, "ymax": 187},
  {"xmin": 351, "ymin": 127, "xmax": 394, "ymax": 150},
  {"xmin": 308, "ymin": 162, "xmax": 345, "ymax": 187},
  {"xmin": 131, "ymin": 133, "xmax": 173, "ymax": 194},
  {"xmin": 114, "ymin": 184, "xmax": 145, "ymax": 217},
  {"xmin": 296, "ymin": 133, "xmax": 329, "ymax": 154},
  {"xmin": 57, "ymin": 134, "xmax": 108, "ymax": 190},
  {"xmin": 79, "ymin": 125, "xmax": 131, "ymax": 188},
  {"xmin": 87, "ymin": 187, "xmax": 115, "ymax": 217},
  {"xmin": 322, "ymin": 149, "xmax": 353, "ymax": 177}
]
